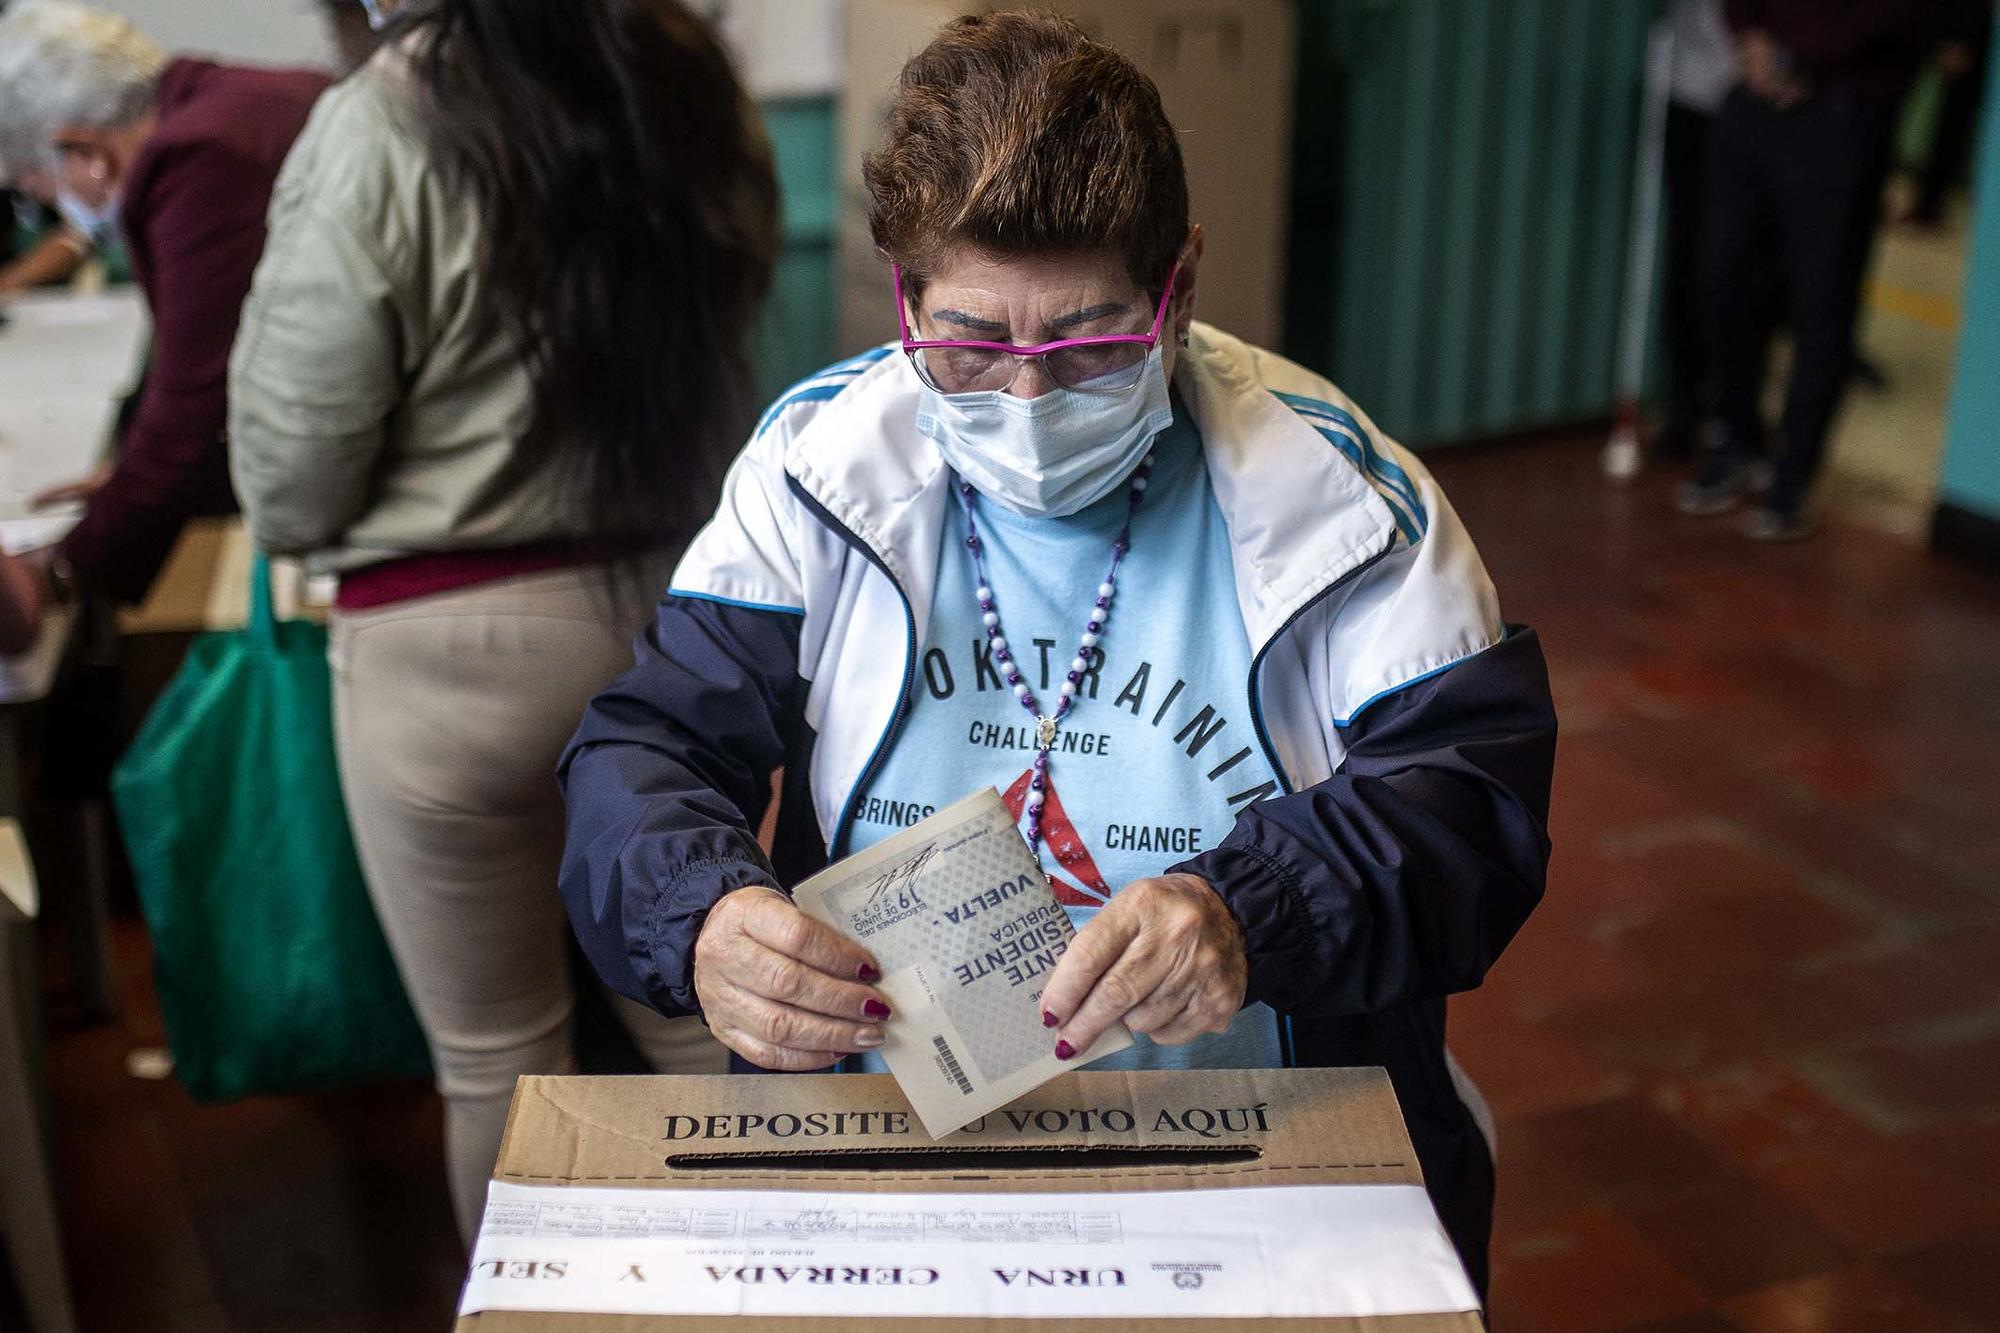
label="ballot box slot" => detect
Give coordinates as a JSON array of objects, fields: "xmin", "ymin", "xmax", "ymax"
[{"xmin": 666, "ymin": 1144, "xmax": 1261, "ymax": 1173}]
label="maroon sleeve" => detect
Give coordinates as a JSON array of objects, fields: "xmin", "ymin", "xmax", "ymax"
[{"xmin": 60, "ymin": 140, "xmax": 264, "ymax": 603}]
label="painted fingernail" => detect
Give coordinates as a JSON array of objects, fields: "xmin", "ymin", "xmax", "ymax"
[
  {"xmin": 1042, "ymin": 1010, "xmax": 1059, "ymax": 1028},
  {"xmin": 1054, "ymin": 1039, "xmax": 1076, "ymax": 1060},
  {"xmin": 864, "ymin": 998, "xmax": 892, "ymax": 1019},
  {"xmin": 858, "ymin": 963, "xmax": 882, "ymax": 983},
  {"xmin": 855, "ymin": 1027, "xmax": 885, "ymax": 1048}
]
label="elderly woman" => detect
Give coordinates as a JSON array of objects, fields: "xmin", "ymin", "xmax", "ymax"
[
  {"xmin": 559, "ymin": 11, "xmax": 1555, "ymax": 1290},
  {"xmin": 0, "ymin": 0, "xmax": 327, "ymax": 604}
]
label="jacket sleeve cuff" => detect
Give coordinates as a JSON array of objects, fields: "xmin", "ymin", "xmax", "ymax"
[
  {"xmin": 59, "ymin": 502, "xmax": 161, "ymax": 605},
  {"xmin": 647, "ymin": 854, "xmax": 786, "ymax": 1016},
  {"xmin": 1170, "ymin": 840, "xmax": 1327, "ymax": 1011}
]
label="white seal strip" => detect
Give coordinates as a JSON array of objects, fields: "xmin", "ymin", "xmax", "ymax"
[{"xmin": 460, "ymin": 1181, "xmax": 1480, "ymax": 1320}]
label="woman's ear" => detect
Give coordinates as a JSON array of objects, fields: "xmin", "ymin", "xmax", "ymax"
[
  {"xmin": 885, "ymin": 248, "xmax": 924, "ymax": 336},
  {"xmin": 1171, "ymin": 224, "xmax": 1205, "ymax": 342}
]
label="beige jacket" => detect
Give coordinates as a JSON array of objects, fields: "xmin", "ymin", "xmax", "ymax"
[{"xmin": 229, "ymin": 57, "xmax": 573, "ymax": 575}]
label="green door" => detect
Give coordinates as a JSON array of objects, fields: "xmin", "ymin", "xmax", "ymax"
[{"xmin": 1287, "ymin": 0, "xmax": 1654, "ymax": 447}]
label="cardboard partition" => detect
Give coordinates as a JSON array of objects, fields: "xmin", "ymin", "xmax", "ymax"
[
  {"xmin": 456, "ymin": 1066, "xmax": 1480, "ymax": 1331},
  {"xmin": 837, "ymin": 0, "xmax": 1297, "ymax": 357}
]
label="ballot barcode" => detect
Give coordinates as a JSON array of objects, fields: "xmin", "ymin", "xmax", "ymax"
[{"xmin": 933, "ymin": 1035, "xmax": 973, "ymax": 1095}]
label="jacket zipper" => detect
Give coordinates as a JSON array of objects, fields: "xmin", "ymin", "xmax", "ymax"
[
  {"xmin": 1244, "ymin": 538, "xmax": 1396, "ymax": 795},
  {"xmin": 787, "ymin": 479, "xmax": 921, "ymax": 860}
]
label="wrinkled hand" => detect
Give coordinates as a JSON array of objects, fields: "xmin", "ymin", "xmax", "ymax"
[
  {"xmin": 33, "ymin": 461, "xmax": 114, "ymax": 509},
  {"xmin": 1739, "ymin": 30, "xmax": 1807, "ymax": 109},
  {"xmin": 0, "ymin": 550, "xmax": 46, "ymax": 655},
  {"xmin": 692, "ymin": 885, "xmax": 893, "ymax": 1071},
  {"xmin": 1038, "ymin": 874, "xmax": 1247, "ymax": 1059}
]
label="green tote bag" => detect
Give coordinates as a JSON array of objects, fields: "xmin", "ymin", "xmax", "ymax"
[{"xmin": 112, "ymin": 555, "xmax": 430, "ymax": 1101}]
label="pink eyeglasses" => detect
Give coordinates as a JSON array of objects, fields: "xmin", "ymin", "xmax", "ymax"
[{"xmin": 895, "ymin": 260, "xmax": 1183, "ymax": 396}]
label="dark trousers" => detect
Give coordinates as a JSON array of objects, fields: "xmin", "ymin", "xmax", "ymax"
[
  {"xmin": 1702, "ymin": 87, "xmax": 1898, "ymax": 513},
  {"xmin": 1661, "ymin": 102, "xmax": 1716, "ymax": 454}
]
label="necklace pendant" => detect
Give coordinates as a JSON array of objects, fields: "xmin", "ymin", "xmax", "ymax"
[{"xmin": 1035, "ymin": 715, "xmax": 1058, "ymax": 749}]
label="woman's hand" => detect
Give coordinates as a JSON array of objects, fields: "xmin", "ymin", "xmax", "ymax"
[
  {"xmin": 1738, "ymin": 29, "xmax": 1806, "ymax": 109},
  {"xmin": 692, "ymin": 885, "xmax": 894, "ymax": 1070},
  {"xmin": 0, "ymin": 550, "xmax": 46, "ymax": 656},
  {"xmin": 1037, "ymin": 874, "xmax": 1247, "ymax": 1059},
  {"xmin": 32, "ymin": 461, "xmax": 114, "ymax": 509}
]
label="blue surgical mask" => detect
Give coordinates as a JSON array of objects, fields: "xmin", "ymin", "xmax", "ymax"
[
  {"xmin": 916, "ymin": 344, "xmax": 1174, "ymax": 518},
  {"xmin": 55, "ymin": 188, "xmax": 119, "ymax": 249}
]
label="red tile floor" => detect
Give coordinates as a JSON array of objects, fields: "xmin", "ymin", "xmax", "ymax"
[
  {"xmin": 19, "ymin": 430, "xmax": 2000, "ymax": 1331},
  {"xmin": 1448, "ymin": 436, "xmax": 2000, "ymax": 1332}
]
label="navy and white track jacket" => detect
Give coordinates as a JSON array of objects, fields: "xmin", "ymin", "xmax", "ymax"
[{"xmin": 557, "ymin": 324, "xmax": 1557, "ymax": 1290}]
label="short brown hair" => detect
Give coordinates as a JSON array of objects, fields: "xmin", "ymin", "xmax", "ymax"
[{"xmin": 863, "ymin": 10, "xmax": 1187, "ymax": 295}]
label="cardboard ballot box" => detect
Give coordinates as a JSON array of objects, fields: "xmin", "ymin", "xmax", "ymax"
[
  {"xmin": 460, "ymin": 1064, "xmax": 1480, "ymax": 1320},
  {"xmin": 456, "ymin": 1067, "xmax": 1480, "ymax": 1330}
]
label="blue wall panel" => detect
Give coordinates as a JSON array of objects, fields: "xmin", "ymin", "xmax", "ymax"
[{"xmin": 1939, "ymin": 20, "xmax": 2000, "ymax": 523}]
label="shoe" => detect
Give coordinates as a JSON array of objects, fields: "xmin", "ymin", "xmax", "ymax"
[
  {"xmin": 1601, "ymin": 428, "xmax": 1643, "ymax": 483},
  {"xmin": 1675, "ymin": 456, "xmax": 1760, "ymax": 516},
  {"xmin": 1741, "ymin": 505, "xmax": 1817, "ymax": 542}
]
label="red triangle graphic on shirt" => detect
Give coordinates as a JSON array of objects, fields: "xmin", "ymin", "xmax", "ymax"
[{"xmin": 1001, "ymin": 769, "xmax": 1111, "ymax": 908}]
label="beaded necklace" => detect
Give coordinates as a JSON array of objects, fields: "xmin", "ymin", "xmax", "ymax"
[{"xmin": 954, "ymin": 449, "xmax": 1158, "ymax": 874}]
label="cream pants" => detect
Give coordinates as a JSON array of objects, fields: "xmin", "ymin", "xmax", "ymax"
[{"xmin": 329, "ymin": 568, "xmax": 724, "ymax": 1241}]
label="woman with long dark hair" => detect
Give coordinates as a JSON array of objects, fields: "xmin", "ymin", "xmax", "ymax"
[{"xmin": 229, "ymin": 0, "xmax": 780, "ymax": 1239}]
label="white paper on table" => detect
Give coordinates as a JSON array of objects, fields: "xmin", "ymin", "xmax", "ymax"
[
  {"xmin": 0, "ymin": 818, "xmax": 38, "ymax": 923},
  {"xmin": 0, "ymin": 289, "xmax": 147, "ymax": 509},
  {"xmin": 0, "ymin": 605, "xmax": 73, "ymax": 705},
  {"xmin": 460, "ymin": 1181, "xmax": 1482, "ymax": 1321},
  {"xmin": 0, "ymin": 509, "xmax": 81, "ymax": 556},
  {"xmin": 0, "ymin": 292, "xmax": 135, "ymax": 329}
]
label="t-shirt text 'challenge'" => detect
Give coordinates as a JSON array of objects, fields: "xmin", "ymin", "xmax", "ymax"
[{"xmin": 852, "ymin": 404, "xmax": 1284, "ymax": 1071}]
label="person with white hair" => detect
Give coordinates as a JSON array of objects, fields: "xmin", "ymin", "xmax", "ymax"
[
  {"xmin": 0, "ymin": 0, "xmax": 328, "ymax": 603},
  {"xmin": 0, "ymin": 0, "xmax": 94, "ymax": 299}
]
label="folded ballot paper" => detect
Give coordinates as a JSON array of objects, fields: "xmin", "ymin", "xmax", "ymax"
[{"xmin": 792, "ymin": 788, "xmax": 1130, "ymax": 1136}]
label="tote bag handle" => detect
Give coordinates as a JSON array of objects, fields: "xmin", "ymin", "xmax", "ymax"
[{"xmin": 247, "ymin": 551, "xmax": 279, "ymax": 647}]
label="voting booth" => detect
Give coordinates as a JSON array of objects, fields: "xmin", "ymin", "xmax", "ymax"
[{"xmin": 456, "ymin": 1067, "xmax": 1481, "ymax": 1330}]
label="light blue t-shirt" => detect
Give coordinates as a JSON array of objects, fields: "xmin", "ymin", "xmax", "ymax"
[{"xmin": 850, "ymin": 405, "xmax": 1284, "ymax": 1071}]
